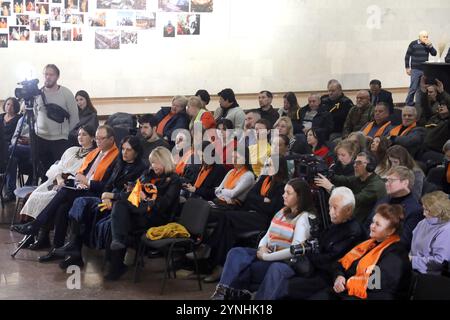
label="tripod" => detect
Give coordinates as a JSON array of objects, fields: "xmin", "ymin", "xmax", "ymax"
[{"xmin": 311, "ymin": 185, "xmax": 331, "ymax": 231}]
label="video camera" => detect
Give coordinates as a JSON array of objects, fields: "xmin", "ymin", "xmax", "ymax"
[
  {"xmin": 15, "ymin": 79, "xmax": 41, "ymax": 101},
  {"xmin": 290, "ymin": 213, "xmax": 321, "ymax": 256},
  {"xmin": 292, "ymin": 154, "xmax": 333, "ymax": 186}
]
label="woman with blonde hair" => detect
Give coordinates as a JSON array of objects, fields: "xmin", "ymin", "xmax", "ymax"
[
  {"xmin": 411, "ymin": 191, "xmax": 450, "ymax": 275},
  {"xmin": 331, "ymin": 140, "xmax": 358, "ymax": 176},
  {"xmin": 273, "ymin": 116, "xmax": 310, "ymax": 154},
  {"xmin": 346, "ymin": 132, "xmax": 368, "ymax": 154}
]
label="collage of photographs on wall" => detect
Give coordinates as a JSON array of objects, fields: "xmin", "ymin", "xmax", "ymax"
[{"xmin": 0, "ymin": 0, "xmax": 212, "ymax": 49}]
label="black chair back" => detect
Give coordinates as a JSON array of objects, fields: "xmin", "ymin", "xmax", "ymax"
[{"xmin": 179, "ymin": 198, "xmax": 210, "ymax": 237}]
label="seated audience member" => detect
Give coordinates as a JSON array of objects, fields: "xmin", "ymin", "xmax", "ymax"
[
  {"xmin": 426, "ymin": 140, "xmax": 450, "ymax": 193},
  {"xmin": 272, "ymin": 134, "xmax": 295, "ymax": 178},
  {"xmin": 346, "ymin": 131, "xmax": 369, "ymax": 154},
  {"xmin": 242, "ymin": 111, "xmax": 260, "ymax": 146},
  {"xmin": 203, "ymin": 156, "xmax": 288, "ymax": 283},
  {"xmin": 12, "ymin": 125, "xmax": 119, "ymax": 262},
  {"xmin": 17, "ymin": 126, "xmax": 96, "ymax": 249},
  {"xmin": 411, "ymin": 191, "xmax": 450, "ymax": 275},
  {"xmin": 214, "ymin": 88, "xmax": 246, "ymax": 129},
  {"xmin": 210, "ymin": 178, "xmax": 315, "ymax": 300},
  {"xmin": 68, "ymin": 90, "xmax": 99, "ymax": 147},
  {"xmin": 254, "ymin": 90, "xmax": 279, "ymax": 127},
  {"xmin": 214, "ymin": 118, "xmax": 236, "ymax": 171},
  {"xmin": 195, "ymin": 89, "xmax": 211, "ymax": 109},
  {"xmin": 154, "ymin": 95, "xmax": 189, "ymax": 144},
  {"xmin": 299, "ymin": 93, "xmax": 333, "ymax": 140},
  {"xmin": 282, "ymin": 187, "xmax": 365, "ymax": 300},
  {"xmin": 321, "ymin": 79, "xmax": 354, "ymax": 141},
  {"xmin": 248, "ymin": 119, "xmax": 271, "ymax": 176},
  {"xmin": 364, "ymin": 166, "xmax": 424, "ymax": 250},
  {"xmin": 315, "ymin": 152, "xmax": 386, "ymax": 224},
  {"xmin": 370, "ymin": 136, "xmax": 391, "ymax": 173},
  {"xmin": 417, "ymin": 77, "xmax": 450, "ymax": 121},
  {"xmin": 137, "ymin": 114, "xmax": 170, "ymax": 166},
  {"xmin": 173, "ymin": 131, "xmax": 199, "ymax": 184},
  {"xmin": 342, "ymin": 90, "xmax": 374, "ymax": 138},
  {"xmin": 330, "ymin": 140, "xmax": 358, "ymax": 176},
  {"xmin": 361, "ymin": 102, "xmax": 393, "ymax": 138},
  {"xmin": 369, "ymin": 79, "xmax": 394, "ymax": 114},
  {"xmin": 213, "ymin": 147, "xmax": 255, "ymax": 209},
  {"xmin": 106, "ymin": 146, "xmax": 181, "ymax": 280},
  {"xmin": 306, "ymin": 128, "xmax": 333, "ymax": 166},
  {"xmin": 388, "ymin": 106, "xmax": 426, "ymax": 158},
  {"xmin": 383, "ymin": 145, "xmax": 425, "ymax": 199},
  {"xmin": 274, "ymin": 116, "xmax": 311, "ymax": 155},
  {"xmin": 182, "ymin": 141, "xmax": 227, "ymax": 201},
  {"xmin": 313, "ymin": 204, "xmax": 411, "ymax": 300},
  {"xmin": 420, "ymin": 99, "xmax": 450, "ymax": 163},
  {"xmin": 53, "ymin": 136, "xmax": 146, "ymax": 269},
  {"xmin": 0, "ymin": 97, "xmax": 21, "ymax": 149},
  {"xmin": 279, "ymin": 92, "xmax": 301, "ymax": 133},
  {"xmin": 186, "ymin": 96, "xmax": 216, "ymax": 131}
]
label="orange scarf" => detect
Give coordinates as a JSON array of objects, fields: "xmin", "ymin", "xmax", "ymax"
[
  {"xmin": 260, "ymin": 176, "xmax": 272, "ymax": 197},
  {"xmin": 77, "ymin": 145, "xmax": 119, "ymax": 182},
  {"xmin": 128, "ymin": 178, "xmax": 159, "ymax": 210},
  {"xmin": 194, "ymin": 165, "xmax": 213, "ymax": 189},
  {"xmin": 446, "ymin": 162, "xmax": 450, "ymax": 183},
  {"xmin": 175, "ymin": 149, "xmax": 193, "ymax": 176},
  {"xmin": 224, "ymin": 167, "xmax": 248, "ymax": 189},
  {"xmin": 362, "ymin": 121, "xmax": 391, "ymax": 137},
  {"xmin": 339, "ymin": 235, "xmax": 400, "ymax": 299},
  {"xmin": 156, "ymin": 112, "xmax": 175, "ymax": 136},
  {"xmin": 389, "ymin": 122, "xmax": 416, "ymax": 137}
]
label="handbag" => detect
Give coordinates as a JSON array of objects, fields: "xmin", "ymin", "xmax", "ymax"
[{"xmin": 40, "ymin": 90, "xmax": 70, "ymax": 123}]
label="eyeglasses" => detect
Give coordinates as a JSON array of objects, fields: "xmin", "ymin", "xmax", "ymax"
[
  {"xmin": 382, "ymin": 177, "xmax": 401, "ymax": 184},
  {"xmin": 354, "ymin": 160, "xmax": 368, "ymax": 166},
  {"xmin": 95, "ymin": 136, "xmax": 108, "ymax": 141}
]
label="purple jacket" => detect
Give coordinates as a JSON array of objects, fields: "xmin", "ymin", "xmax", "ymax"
[{"xmin": 411, "ymin": 217, "xmax": 450, "ymax": 275}]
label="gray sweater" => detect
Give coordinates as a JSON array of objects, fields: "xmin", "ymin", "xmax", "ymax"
[{"xmin": 34, "ymin": 86, "xmax": 79, "ymax": 140}]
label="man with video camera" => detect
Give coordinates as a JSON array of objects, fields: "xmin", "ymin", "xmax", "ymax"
[{"xmin": 34, "ymin": 64, "xmax": 79, "ymax": 179}]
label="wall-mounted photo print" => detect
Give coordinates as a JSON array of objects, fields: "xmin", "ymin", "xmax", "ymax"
[
  {"xmin": 29, "ymin": 17, "xmax": 40, "ymax": 30},
  {"xmin": 95, "ymin": 28, "xmax": 119, "ymax": 49},
  {"xmin": 190, "ymin": 0, "xmax": 212, "ymax": 12},
  {"xmin": 50, "ymin": 6, "xmax": 61, "ymax": 20},
  {"xmin": 16, "ymin": 14, "xmax": 29, "ymax": 25},
  {"xmin": 79, "ymin": 0, "xmax": 87, "ymax": 11},
  {"xmin": 89, "ymin": 11, "xmax": 105, "ymax": 26},
  {"xmin": 177, "ymin": 13, "xmax": 199, "ymax": 35},
  {"xmin": 36, "ymin": 3, "xmax": 48, "ymax": 14},
  {"xmin": 158, "ymin": 0, "xmax": 188, "ymax": 12},
  {"xmin": 72, "ymin": 26, "xmax": 82, "ymax": 40},
  {"xmin": 0, "ymin": 17, "xmax": 7, "ymax": 28},
  {"xmin": 0, "ymin": 33, "xmax": 8, "ymax": 47},
  {"xmin": 40, "ymin": 17, "xmax": 49, "ymax": 30},
  {"xmin": 52, "ymin": 0, "xmax": 61, "ymax": 3},
  {"xmin": 64, "ymin": 0, "xmax": 77, "ymax": 10},
  {"xmin": 1, "ymin": 1, "xmax": 11, "ymax": 16},
  {"xmin": 163, "ymin": 19, "xmax": 175, "ymax": 37},
  {"xmin": 51, "ymin": 26, "xmax": 60, "ymax": 40},
  {"xmin": 61, "ymin": 26, "xmax": 70, "ymax": 40},
  {"xmin": 135, "ymin": 12, "xmax": 155, "ymax": 29},
  {"xmin": 121, "ymin": 30, "xmax": 136, "ymax": 44},
  {"xmin": 97, "ymin": 0, "xmax": 110, "ymax": 9},
  {"xmin": 13, "ymin": 0, "xmax": 25, "ymax": 14},
  {"xmin": 34, "ymin": 31, "xmax": 48, "ymax": 42},
  {"xmin": 115, "ymin": 10, "xmax": 135, "ymax": 27},
  {"xmin": 25, "ymin": 0, "xmax": 35, "ymax": 12}
]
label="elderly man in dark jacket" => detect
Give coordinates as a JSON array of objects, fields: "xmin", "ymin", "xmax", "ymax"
[{"xmin": 299, "ymin": 93, "xmax": 334, "ymax": 140}]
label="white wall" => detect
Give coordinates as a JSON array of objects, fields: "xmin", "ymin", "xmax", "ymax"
[{"xmin": 2, "ymin": 0, "xmax": 450, "ymax": 99}]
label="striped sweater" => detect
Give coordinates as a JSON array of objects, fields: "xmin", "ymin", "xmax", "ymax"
[{"xmin": 405, "ymin": 40, "xmax": 437, "ymax": 70}]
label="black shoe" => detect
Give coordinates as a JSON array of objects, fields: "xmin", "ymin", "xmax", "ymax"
[
  {"xmin": 53, "ymin": 241, "xmax": 81, "ymax": 257},
  {"xmin": 18, "ymin": 235, "xmax": 35, "ymax": 248},
  {"xmin": 38, "ymin": 248, "xmax": 65, "ymax": 263},
  {"xmin": 28, "ymin": 229, "xmax": 51, "ymax": 250},
  {"xmin": 59, "ymin": 255, "xmax": 84, "ymax": 270},
  {"xmin": 11, "ymin": 221, "xmax": 39, "ymax": 236},
  {"xmin": 104, "ymin": 248, "xmax": 128, "ymax": 281}
]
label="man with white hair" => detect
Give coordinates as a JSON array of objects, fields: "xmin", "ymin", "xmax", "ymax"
[
  {"xmin": 255, "ymin": 187, "xmax": 364, "ymax": 300},
  {"xmin": 388, "ymin": 106, "xmax": 426, "ymax": 157},
  {"xmin": 404, "ymin": 31, "xmax": 437, "ymax": 106}
]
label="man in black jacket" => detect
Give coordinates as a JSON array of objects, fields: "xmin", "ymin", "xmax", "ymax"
[
  {"xmin": 369, "ymin": 79, "xmax": 394, "ymax": 114},
  {"xmin": 255, "ymin": 90, "xmax": 279, "ymax": 127},
  {"xmin": 256, "ymin": 187, "xmax": 364, "ymax": 299},
  {"xmin": 299, "ymin": 93, "xmax": 334, "ymax": 140},
  {"xmin": 445, "ymin": 47, "xmax": 450, "ymax": 63}
]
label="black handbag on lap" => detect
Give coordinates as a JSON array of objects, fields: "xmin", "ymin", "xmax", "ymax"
[{"xmin": 40, "ymin": 90, "xmax": 70, "ymax": 123}]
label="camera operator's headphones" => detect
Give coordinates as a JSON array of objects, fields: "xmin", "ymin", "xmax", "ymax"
[{"xmin": 360, "ymin": 152, "xmax": 377, "ymax": 173}]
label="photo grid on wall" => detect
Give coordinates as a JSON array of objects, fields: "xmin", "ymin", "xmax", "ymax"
[{"xmin": 0, "ymin": 0, "xmax": 212, "ymax": 49}]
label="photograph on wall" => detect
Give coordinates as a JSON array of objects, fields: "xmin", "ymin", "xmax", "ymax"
[
  {"xmin": 34, "ymin": 31, "xmax": 48, "ymax": 42},
  {"xmin": 64, "ymin": 0, "xmax": 77, "ymax": 10},
  {"xmin": 16, "ymin": 13, "xmax": 29, "ymax": 25},
  {"xmin": 13, "ymin": 0, "xmax": 24, "ymax": 13},
  {"xmin": 95, "ymin": 28, "xmax": 119, "ymax": 49},
  {"xmin": 88, "ymin": 11, "xmax": 105, "ymax": 26},
  {"xmin": 190, "ymin": 0, "xmax": 212, "ymax": 12},
  {"xmin": 158, "ymin": 0, "xmax": 188, "ymax": 12},
  {"xmin": 0, "ymin": 16, "xmax": 7, "ymax": 28},
  {"xmin": 121, "ymin": 30, "xmax": 136, "ymax": 44},
  {"xmin": 115, "ymin": 10, "xmax": 134, "ymax": 27},
  {"xmin": 1, "ymin": 1, "xmax": 11, "ymax": 16},
  {"xmin": 25, "ymin": 0, "xmax": 35, "ymax": 11},
  {"xmin": 50, "ymin": 6, "xmax": 60, "ymax": 20},
  {"xmin": 176, "ymin": 13, "xmax": 198, "ymax": 35},
  {"xmin": 63, "ymin": 13, "xmax": 83, "ymax": 24},
  {"xmin": 97, "ymin": 0, "xmax": 110, "ymax": 9},
  {"xmin": 163, "ymin": 19, "xmax": 175, "ymax": 37},
  {"xmin": 36, "ymin": 3, "xmax": 48, "ymax": 14},
  {"xmin": 40, "ymin": 16, "xmax": 49, "ymax": 30},
  {"xmin": 52, "ymin": 0, "xmax": 61, "ymax": 3},
  {"xmin": 61, "ymin": 26, "xmax": 70, "ymax": 40},
  {"xmin": 51, "ymin": 25, "xmax": 60, "ymax": 39},
  {"xmin": 29, "ymin": 17, "xmax": 40, "ymax": 30},
  {"xmin": 135, "ymin": 12, "xmax": 155, "ymax": 29},
  {"xmin": 72, "ymin": 26, "xmax": 81, "ymax": 40},
  {"xmin": 0, "ymin": 33, "xmax": 8, "ymax": 46},
  {"xmin": 79, "ymin": 0, "xmax": 87, "ymax": 12}
]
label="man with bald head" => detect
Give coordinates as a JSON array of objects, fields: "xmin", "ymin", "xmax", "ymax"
[
  {"xmin": 342, "ymin": 90, "xmax": 373, "ymax": 138},
  {"xmin": 321, "ymin": 79, "xmax": 354, "ymax": 140},
  {"xmin": 405, "ymin": 30, "xmax": 437, "ymax": 106},
  {"xmin": 388, "ymin": 106, "xmax": 426, "ymax": 157},
  {"xmin": 299, "ymin": 93, "xmax": 333, "ymax": 140}
]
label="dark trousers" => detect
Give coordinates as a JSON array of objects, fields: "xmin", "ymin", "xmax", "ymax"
[
  {"xmin": 35, "ymin": 187, "xmax": 96, "ymax": 247},
  {"xmin": 287, "ymin": 274, "xmax": 329, "ymax": 299},
  {"xmin": 110, "ymin": 199, "xmax": 167, "ymax": 245},
  {"xmin": 5, "ymin": 144, "xmax": 31, "ymax": 195},
  {"xmin": 36, "ymin": 136, "xmax": 68, "ymax": 180}
]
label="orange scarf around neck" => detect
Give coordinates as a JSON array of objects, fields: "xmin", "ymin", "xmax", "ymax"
[
  {"xmin": 362, "ymin": 121, "xmax": 391, "ymax": 137},
  {"xmin": 175, "ymin": 148, "xmax": 193, "ymax": 176},
  {"xmin": 224, "ymin": 167, "xmax": 248, "ymax": 189},
  {"xmin": 389, "ymin": 122, "xmax": 416, "ymax": 137},
  {"xmin": 260, "ymin": 176, "xmax": 272, "ymax": 197},
  {"xmin": 339, "ymin": 234, "xmax": 400, "ymax": 299},
  {"xmin": 194, "ymin": 165, "xmax": 213, "ymax": 189},
  {"xmin": 446, "ymin": 162, "xmax": 450, "ymax": 183},
  {"xmin": 77, "ymin": 145, "xmax": 119, "ymax": 182}
]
